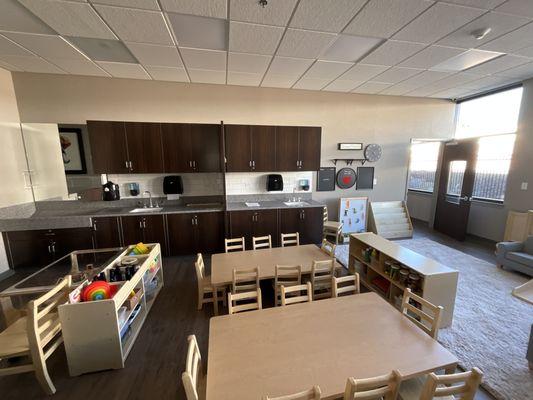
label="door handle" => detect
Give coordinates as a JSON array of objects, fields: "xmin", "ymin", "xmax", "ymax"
[{"xmin": 460, "ymin": 196, "xmax": 471, "ymax": 202}]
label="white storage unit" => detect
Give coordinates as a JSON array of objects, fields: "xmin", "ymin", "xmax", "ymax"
[{"xmin": 368, "ymin": 201, "xmax": 413, "ymax": 239}]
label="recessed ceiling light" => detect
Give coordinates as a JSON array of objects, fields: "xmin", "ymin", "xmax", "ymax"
[
  {"xmin": 432, "ymin": 49, "xmax": 503, "ymax": 72},
  {"xmin": 66, "ymin": 37, "xmax": 137, "ymax": 63},
  {"xmin": 321, "ymin": 34, "xmax": 383, "ymax": 63}
]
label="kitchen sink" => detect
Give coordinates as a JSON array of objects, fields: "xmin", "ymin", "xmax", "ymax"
[
  {"xmin": 283, "ymin": 201, "xmax": 309, "ymax": 207},
  {"xmin": 129, "ymin": 207, "xmax": 163, "ymax": 213}
]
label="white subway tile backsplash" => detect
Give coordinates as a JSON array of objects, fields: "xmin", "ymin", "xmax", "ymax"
[{"xmin": 225, "ymin": 171, "xmax": 314, "ymax": 195}]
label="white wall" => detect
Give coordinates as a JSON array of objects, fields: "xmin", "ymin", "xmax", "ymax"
[{"xmin": 226, "ymin": 171, "xmax": 313, "ymax": 195}]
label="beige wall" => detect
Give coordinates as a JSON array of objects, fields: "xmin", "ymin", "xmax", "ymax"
[{"xmin": 11, "ymin": 72, "xmax": 456, "ymax": 218}]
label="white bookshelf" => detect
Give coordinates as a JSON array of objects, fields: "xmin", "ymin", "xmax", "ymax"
[{"xmin": 368, "ymin": 201, "xmax": 413, "ymax": 239}]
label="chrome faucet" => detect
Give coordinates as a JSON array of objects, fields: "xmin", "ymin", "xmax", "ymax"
[{"xmin": 143, "ymin": 190, "xmax": 154, "ymax": 208}]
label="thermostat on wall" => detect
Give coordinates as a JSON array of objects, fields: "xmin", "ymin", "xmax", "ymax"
[{"xmin": 338, "ymin": 143, "xmax": 363, "ymax": 150}]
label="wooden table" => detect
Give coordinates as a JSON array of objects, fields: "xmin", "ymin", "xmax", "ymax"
[
  {"xmin": 210, "ymin": 244, "xmax": 342, "ymax": 315},
  {"xmin": 206, "ymin": 292, "xmax": 458, "ymax": 400}
]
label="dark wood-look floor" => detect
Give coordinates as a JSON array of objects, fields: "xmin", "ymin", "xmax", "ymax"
[{"xmin": 0, "ymin": 221, "xmax": 499, "ymax": 399}]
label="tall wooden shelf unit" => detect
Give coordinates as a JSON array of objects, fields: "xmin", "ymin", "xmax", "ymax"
[
  {"xmin": 349, "ymin": 233, "xmax": 458, "ymax": 327},
  {"xmin": 59, "ymin": 243, "xmax": 163, "ymax": 376}
]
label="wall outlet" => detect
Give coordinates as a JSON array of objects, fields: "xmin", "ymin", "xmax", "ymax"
[
  {"xmin": 373, "ymin": 178, "xmax": 377, "ymax": 186},
  {"xmin": 521, "ymin": 182, "xmax": 528, "ymax": 190}
]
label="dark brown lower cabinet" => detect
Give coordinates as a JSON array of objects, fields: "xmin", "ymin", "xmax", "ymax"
[
  {"xmin": 91, "ymin": 217, "xmax": 122, "ymax": 249},
  {"xmin": 228, "ymin": 210, "xmax": 279, "ymax": 249},
  {"xmin": 279, "ymin": 207, "xmax": 323, "ymax": 245},
  {"xmin": 121, "ymin": 215, "xmax": 167, "ymax": 255},
  {"xmin": 167, "ymin": 212, "xmax": 224, "ymax": 256}
]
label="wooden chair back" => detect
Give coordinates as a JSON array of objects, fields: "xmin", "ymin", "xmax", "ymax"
[
  {"xmin": 264, "ymin": 385, "xmax": 322, "ymax": 400},
  {"xmin": 253, "ymin": 235, "xmax": 272, "ymax": 250},
  {"xmin": 225, "ymin": 237, "xmax": 245, "ymax": 253},
  {"xmin": 344, "ymin": 370, "xmax": 401, "ymax": 400},
  {"xmin": 232, "ymin": 267, "xmax": 260, "ymax": 293},
  {"xmin": 182, "ymin": 335, "xmax": 203, "ymax": 400},
  {"xmin": 228, "ymin": 289, "xmax": 263, "ymax": 315},
  {"xmin": 311, "ymin": 260, "xmax": 334, "ymax": 300},
  {"xmin": 281, "ymin": 232, "xmax": 300, "ymax": 247},
  {"xmin": 321, "ymin": 239, "xmax": 336, "ymax": 259},
  {"xmin": 281, "ymin": 282, "xmax": 313, "ymax": 306},
  {"xmin": 401, "ymin": 288, "xmax": 443, "ymax": 340},
  {"xmin": 274, "ymin": 265, "xmax": 302, "ymax": 306},
  {"xmin": 332, "ymin": 274, "xmax": 360, "ymax": 297},
  {"xmin": 419, "ymin": 368, "xmax": 483, "ymax": 400},
  {"xmin": 323, "ymin": 206, "xmax": 328, "ymax": 223},
  {"xmin": 194, "ymin": 253, "xmax": 205, "ymax": 284}
]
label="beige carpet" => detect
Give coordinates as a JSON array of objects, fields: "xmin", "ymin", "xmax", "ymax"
[{"xmin": 336, "ymin": 238, "xmax": 532, "ymax": 400}]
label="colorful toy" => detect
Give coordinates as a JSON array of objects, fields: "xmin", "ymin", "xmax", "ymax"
[
  {"xmin": 129, "ymin": 242, "xmax": 149, "ymax": 256},
  {"xmin": 81, "ymin": 280, "xmax": 113, "ymax": 302}
]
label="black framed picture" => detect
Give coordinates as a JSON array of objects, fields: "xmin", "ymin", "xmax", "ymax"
[{"xmin": 59, "ymin": 127, "xmax": 87, "ymax": 174}]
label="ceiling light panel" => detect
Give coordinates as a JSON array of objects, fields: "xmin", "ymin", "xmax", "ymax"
[
  {"xmin": 229, "ymin": 22, "xmax": 284, "ymax": 55},
  {"xmin": 341, "ymin": 64, "xmax": 389, "ymax": 81},
  {"xmin": 290, "ymin": 0, "xmax": 367, "ymax": 33},
  {"xmin": 144, "ymin": 65, "xmax": 188, "ymax": 82},
  {"xmin": 352, "ymin": 81, "xmax": 391, "ymax": 94},
  {"xmin": 179, "ymin": 48, "xmax": 226, "ymax": 70},
  {"xmin": 97, "ymin": 61, "xmax": 150, "ymax": 79},
  {"xmin": 360, "ymin": 40, "xmax": 426, "ymax": 66},
  {"xmin": 322, "ymin": 79, "xmax": 362, "ymax": 92},
  {"xmin": 227, "ymin": 71, "xmax": 263, "ymax": 86},
  {"xmin": 0, "ymin": 55, "xmax": 64, "ymax": 73},
  {"xmin": 480, "ymin": 22, "xmax": 533, "ymax": 53},
  {"xmin": 293, "ymin": 78, "xmax": 330, "ymax": 90},
  {"xmin": 321, "ymin": 35, "xmax": 383, "ymax": 63},
  {"xmin": 51, "ymin": 58, "xmax": 109, "ymax": 76},
  {"xmin": 464, "ymin": 54, "xmax": 530, "ymax": 75},
  {"xmin": 159, "ymin": 0, "xmax": 227, "ymax": 19},
  {"xmin": 431, "ymin": 49, "xmax": 503, "ymax": 72},
  {"xmin": 66, "ymin": 37, "xmax": 137, "ymax": 62},
  {"xmin": 261, "ymin": 73, "xmax": 300, "ymax": 88},
  {"xmin": 126, "ymin": 42, "xmax": 183, "ymax": 67},
  {"xmin": 277, "ymin": 29, "xmax": 337, "ymax": 59},
  {"xmin": 90, "ymin": 0, "xmax": 160, "ymax": 11},
  {"xmin": 3, "ymin": 33, "xmax": 85, "ymax": 60},
  {"xmin": 437, "ymin": 12, "xmax": 530, "ymax": 49},
  {"xmin": 267, "ymin": 56, "xmax": 314, "ymax": 76},
  {"xmin": 168, "ymin": 13, "xmax": 227, "ymax": 51},
  {"xmin": 94, "ymin": 6, "xmax": 173, "ymax": 45},
  {"xmin": 0, "ymin": 0, "xmax": 55, "ymax": 34},
  {"xmin": 344, "ymin": 0, "xmax": 433, "ymax": 39},
  {"xmin": 373, "ymin": 67, "xmax": 423, "ymax": 84},
  {"xmin": 187, "ymin": 68, "xmax": 226, "ymax": 84},
  {"xmin": 393, "ymin": 3, "xmax": 485, "ymax": 44},
  {"xmin": 302, "ymin": 60, "xmax": 353, "ymax": 80},
  {"xmin": 399, "ymin": 45, "xmax": 465, "ymax": 69},
  {"xmin": 229, "ymin": 0, "xmax": 298, "ymax": 27},
  {"xmin": 18, "ymin": 0, "xmax": 116, "ymax": 39},
  {"xmin": 495, "ymin": 0, "xmax": 533, "ymax": 18},
  {"xmin": 0, "ymin": 35, "xmax": 34, "ymax": 56},
  {"xmin": 227, "ymin": 52, "xmax": 271, "ymax": 74}
]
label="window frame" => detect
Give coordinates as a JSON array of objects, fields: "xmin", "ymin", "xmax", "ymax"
[{"xmin": 406, "ymin": 140, "xmax": 442, "ymax": 194}]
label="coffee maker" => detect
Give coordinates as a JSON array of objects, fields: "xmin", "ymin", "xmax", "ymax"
[{"xmin": 101, "ymin": 174, "xmax": 120, "ymax": 201}]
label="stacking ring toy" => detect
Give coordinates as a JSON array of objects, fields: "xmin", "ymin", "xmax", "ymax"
[{"xmin": 82, "ymin": 281, "xmax": 112, "ymax": 302}]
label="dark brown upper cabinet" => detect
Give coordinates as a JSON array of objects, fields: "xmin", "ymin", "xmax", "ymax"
[
  {"xmin": 161, "ymin": 123, "xmax": 221, "ymax": 173},
  {"xmin": 276, "ymin": 126, "xmax": 321, "ymax": 171},
  {"xmin": 225, "ymin": 125, "xmax": 276, "ymax": 172},
  {"xmin": 87, "ymin": 121, "xmax": 163, "ymax": 174}
]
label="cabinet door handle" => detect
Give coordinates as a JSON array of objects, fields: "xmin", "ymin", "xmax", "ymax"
[
  {"xmin": 93, "ymin": 221, "xmax": 97, "ymax": 231},
  {"xmin": 139, "ymin": 220, "xmax": 143, "ymax": 229},
  {"xmin": 51, "ymin": 242, "xmax": 56, "ymax": 253},
  {"xmin": 47, "ymin": 244, "xmax": 51, "ymax": 254},
  {"xmin": 125, "ymin": 160, "xmax": 129, "ymax": 169},
  {"xmin": 143, "ymin": 220, "xmax": 147, "ymax": 229},
  {"xmin": 191, "ymin": 217, "xmax": 195, "ymax": 226},
  {"xmin": 249, "ymin": 160, "xmax": 252, "ymax": 168},
  {"xmin": 193, "ymin": 161, "xmax": 197, "ymax": 170},
  {"xmin": 252, "ymin": 160, "xmax": 256, "ymax": 169},
  {"xmin": 129, "ymin": 161, "xmax": 133, "ymax": 171}
]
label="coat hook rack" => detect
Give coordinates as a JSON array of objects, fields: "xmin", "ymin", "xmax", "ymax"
[{"xmin": 331, "ymin": 158, "xmax": 367, "ymax": 166}]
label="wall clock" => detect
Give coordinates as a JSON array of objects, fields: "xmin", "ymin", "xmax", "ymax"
[{"xmin": 364, "ymin": 144, "xmax": 382, "ymax": 162}]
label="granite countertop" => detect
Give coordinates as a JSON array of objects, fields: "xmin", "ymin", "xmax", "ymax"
[{"xmin": 226, "ymin": 199, "xmax": 325, "ymax": 211}]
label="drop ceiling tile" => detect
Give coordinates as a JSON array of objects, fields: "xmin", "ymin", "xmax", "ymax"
[
  {"xmin": 360, "ymin": 40, "xmax": 426, "ymax": 66},
  {"xmin": 227, "ymin": 71, "xmax": 263, "ymax": 86},
  {"xmin": 0, "ymin": 55, "xmax": 65, "ymax": 73},
  {"xmin": 179, "ymin": 47, "xmax": 226, "ymax": 70},
  {"xmin": 437, "ymin": 12, "xmax": 530, "ymax": 49},
  {"xmin": 320, "ymin": 35, "xmax": 383, "ymax": 62},
  {"xmin": 228, "ymin": 52, "xmax": 271, "ymax": 74},
  {"xmin": 0, "ymin": 59, "xmax": 23, "ymax": 71},
  {"xmin": 428, "ymin": 87, "xmax": 471, "ymax": 99},
  {"xmin": 440, "ymin": 0, "xmax": 506, "ymax": 9},
  {"xmin": 399, "ymin": 45, "xmax": 465, "ymax": 69},
  {"xmin": 513, "ymin": 45, "xmax": 533, "ymax": 58},
  {"xmin": 373, "ymin": 67, "xmax": 424, "ymax": 84},
  {"xmin": 261, "ymin": 73, "xmax": 299, "ymax": 88},
  {"xmin": 341, "ymin": 64, "xmax": 389, "ymax": 81},
  {"xmin": 229, "ymin": 0, "xmax": 298, "ymax": 27},
  {"xmin": 168, "ymin": 13, "xmax": 227, "ymax": 51},
  {"xmin": 144, "ymin": 65, "xmax": 188, "ymax": 82},
  {"xmin": 302, "ymin": 60, "xmax": 353, "ymax": 80},
  {"xmin": 380, "ymin": 70, "xmax": 452, "ymax": 94},
  {"xmin": 495, "ymin": 0, "xmax": 533, "ymax": 18},
  {"xmin": 463, "ymin": 75, "xmax": 512, "ymax": 90},
  {"xmin": 290, "ymin": 0, "xmax": 367, "ymax": 33},
  {"xmin": 51, "ymin": 58, "xmax": 110, "ymax": 76},
  {"xmin": 18, "ymin": 0, "xmax": 116, "ymax": 39},
  {"xmin": 352, "ymin": 81, "xmax": 392, "ymax": 94},
  {"xmin": 67, "ymin": 37, "xmax": 137, "ymax": 62},
  {"xmin": 3, "ymin": 33, "xmax": 85, "ymax": 60},
  {"xmin": 277, "ymin": 29, "xmax": 337, "ymax": 59},
  {"xmin": 188, "ymin": 68, "xmax": 226, "ymax": 84},
  {"xmin": 159, "ymin": 0, "xmax": 227, "ymax": 19},
  {"xmin": 267, "ymin": 56, "xmax": 314, "ymax": 76},
  {"xmin": 494, "ymin": 61, "xmax": 533, "ymax": 78},
  {"xmin": 322, "ymin": 79, "xmax": 362, "ymax": 92},
  {"xmin": 94, "ymin": 5, "xmax": 173, "ymax": 45},
  {"xmin": 229, "ymin": 22, "xmax": 284, "ymax": 55},
  {"xmin": 480, "ymin": 22, "xmax": 533, "ymax": 53},
  {"xmin": 431, "ymin": 49, "xmax": 503, "ymax": 72},
  {"xmin": 406, "ymin": 72, "xmax": 482, "ymax": 95},
  {"xmin": 380, "ymin": 82, "xmax": 423, "ymax": 95},
  {"xmin": 126, "ymin": 42, "xmax": 183, "ymax": 67},
  {"xmin": 96, "ymin": 61, "xmax": 151, "ymax": 79},
  {"xmin": 0, "ymin": 35, "xmax": 34, "ymax": 56},
  {"xmin": 465, "ymin": 54, "xmax": 531, "ymax": 75},
  {"xmin": 293, "ymin": 78, "xmax": 330, "ymax": 90},
  {"xmin": 344, "ymin": 0, "xmax": 434, "ymax": 39},
  {"xmin": 393, "ymin": 3, "xmax": 485, "ymax": 44},
  {"xmin": 0, "ymin": 0, "xmax": 55, "ymax": 34},
  {"xmin": 90, "ymin": 0, "xmax": 160, "ymax": 10}
]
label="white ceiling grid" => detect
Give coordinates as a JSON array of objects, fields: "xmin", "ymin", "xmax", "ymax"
[{"xmin": 0, "ymin": 0, "xmax": 531, "ymax": 99}]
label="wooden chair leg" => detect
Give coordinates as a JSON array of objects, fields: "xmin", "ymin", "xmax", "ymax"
[
  {"xmin": 198, "ymin": 289, "xmax": 204, "ymax": 311},
  {"xmin": 34, "ymin": 366, "xmax": 56, "ymax": 395}
]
